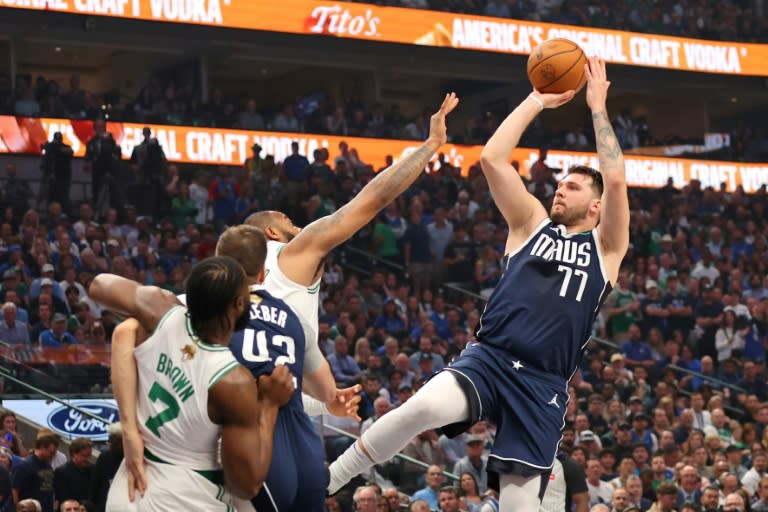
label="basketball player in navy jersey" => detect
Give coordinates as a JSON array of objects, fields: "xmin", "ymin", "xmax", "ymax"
[
  {"xmin": 216, "ymin": 224, "xmax": 332, "ymax": 511},
  {"xmin": 329, "ymin": 56, "xmax": 629, "ymax": 511}
]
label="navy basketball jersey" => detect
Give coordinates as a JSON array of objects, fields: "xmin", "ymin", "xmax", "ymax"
[
  {"xmin": 230, "ymin": 287, "xmax": 327, "ymax": 511},
  {"xmin": 229, "ymin": 287, "xmax": 305, "ymax": 408},
  {"xmin": 476, "ymin": 219, "xmax": 612, "ymax": 379}
]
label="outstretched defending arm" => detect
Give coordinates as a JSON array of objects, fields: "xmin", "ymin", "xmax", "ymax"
[
  {"xmin": 480, "ymin": 89, "xmax": 575, "ymax": 237},
  {"xmin": 586, "ymin": 57, "xmax": 630, "ymax": 279},
  {"xmin": 278, "ymin": 93, "xmax": 460, "ymax": 286},
  {"xmin": 89, "ymin": 274, "xmax": 179, "ymax": 333}
]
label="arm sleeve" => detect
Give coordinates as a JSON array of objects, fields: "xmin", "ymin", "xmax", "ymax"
[
  {"xmin": 303, "ymin": 332, "xmax": 326, "ymax": 375},
  {"xmin": 302, "ymin": 393, "xmax": 329, "ymax": 416}
]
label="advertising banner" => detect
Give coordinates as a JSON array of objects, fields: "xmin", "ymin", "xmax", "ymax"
[
  {"xmin": 2, "ymin": 0, "xmax": 767, "ymax": 76},
  {"xmin": 1, "ymin": 115, "xmax": 767, "ymax": 192},
  {"xmin": 2, "ymin": 399, "xmax": 118, "ymax": 441}
]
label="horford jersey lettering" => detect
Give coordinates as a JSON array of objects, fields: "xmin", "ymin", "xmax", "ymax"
[{"xmin": 476, "ymin": 219, "xmax": 612, "ymax": 379}]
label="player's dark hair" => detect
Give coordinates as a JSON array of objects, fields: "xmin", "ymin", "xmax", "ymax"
[
  {"xmin": 215, "ymin": 225, "xmax": 267, "ymax": 279},
  {"xmin": 186, "ymin": 256, "xmax": 245, "ymax": 340},
  {"xmin": 566, "ymin": 165, "xmax": 604, "ymax": 197}
]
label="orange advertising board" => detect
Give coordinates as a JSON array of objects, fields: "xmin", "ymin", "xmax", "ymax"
[
  {"xmin": 1, "ymin": 115, "xmax": 767, "ymax": 193},
  {"xmin": 2, "ymin": 0, "xmax": 767, "ymax": 76}
]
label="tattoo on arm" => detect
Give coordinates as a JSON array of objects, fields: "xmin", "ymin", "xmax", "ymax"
[
  {"xmin": 592, "ymin": 111, "xmax": 623, "ymax": 169},
  {"xmin": 374, "ymin": 144, "xmax": 435, "ymax": 201}
]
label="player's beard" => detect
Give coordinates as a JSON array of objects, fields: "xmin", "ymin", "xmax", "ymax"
[
  {"xmin": 279, "ymin": 227, "xmax": 297, "ymax": 242},
  {"xmin": 550, "ymin": 202, "xmax": 589, "ymax": 226}
]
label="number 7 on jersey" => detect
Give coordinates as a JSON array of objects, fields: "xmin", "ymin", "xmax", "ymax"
[{"xmin": 557, "ymin": 265, "xmax": 588, "ymax": 302}]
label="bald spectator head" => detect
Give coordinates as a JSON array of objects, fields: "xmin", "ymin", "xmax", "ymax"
[
  {"xmin": 722, "ymin": 492, "xmax": 746, "ymax": 512},
  {"xmin": 590, "ymin": 505, "xmax": 610, "ymax": 512},
  {"xmin": 679, "ymin": 465, "xmax": 700, "ymax": 493},
  {"xmin": 612, "ymin": 487, "xmax": 630, "ymax": 512}
]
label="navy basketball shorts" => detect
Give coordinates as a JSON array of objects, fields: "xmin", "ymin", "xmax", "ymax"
[
  {"xmin": 442, "ymin": 342, "xmax": 567, "ymax": 482},
  {"xmin": 251, "ymin": 409, "xmax": 327, "ymax": 512}
]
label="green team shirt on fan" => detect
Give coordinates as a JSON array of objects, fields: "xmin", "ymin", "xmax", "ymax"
[{"xmin": 610, "ymin": 289, "xmax": 637, "ymax": 335}]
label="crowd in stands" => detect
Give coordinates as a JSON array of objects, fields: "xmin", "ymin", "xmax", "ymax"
[
  {"xmin": 4, "ymin": 70, "xmax": 767, "ymax": 164},
  {"xmin": 350, "ymin": 0, "xmax": 768, "ymax": 43},
  {"xmin": 1, "ymin": 124, "xmax": 768, "ymax": 511},
  {"xmin": 0, "ymin": 409, "xmax": 122, "ymax": 512}
]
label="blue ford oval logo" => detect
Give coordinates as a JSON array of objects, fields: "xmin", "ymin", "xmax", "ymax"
[{"xmin": 47, "ymin": 401, "xmax": 119, "ymax": 440}]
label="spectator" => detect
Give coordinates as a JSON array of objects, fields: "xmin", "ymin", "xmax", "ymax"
[
  {"xmin": 650, "ymin": 483, "xmax": 678, "ymax": 512},
  {"xmin": 715, "ymin": 309, "xmax": 746, "ymax": 362},
  {"xmin": 452, "ymin": 435, "xmax": 488, "ymax": 494},
  {"xmin": 2, "ymin": 163, "xmax": 33, "ymax": 220},
  {"xmin": 587, "ymin": 458, "xmax": 614, "ymax": 507},
  {"xmin": 0, "ymin": 303, "xmax": 29, "ymax": 346},
  {"xmin": 752, "ymin": 477, "xmax": 768, "ymax": 512},
  {"xmin": 352, "ymin": 485, "xmax": 379, "ymax": 512},
  {"xmin": 403, "ymin": 209, "xmax": 432, "ymax": 299},
  {"xmin": 675, "ymin": 465, "xmax": 702, "ymax": 508},
  {"xmin": 722, "ymin": 492, "xmax": 746, "ymax": 512},
  {"xmin": 604, "ymin": 270, "xmax": 640, "ymax": 344},
  {"xmin": 58, "ymin": 500, "xmax": 79, "ymax": 512},
  {"xmin": 53, "ymin": 438, "xmax": 92, "ymax": 504},
  {"xmin": 438, "ymin": 486, "xmax": 462, "ymax": 512},
  {"xmin": 207, "ymin": 167, "xmax": 240, "ymax": 230},
  {"xmin": 620, "ymin": 324, "xmax": 655, "ymax": 370},
  {"xmin": 11, "ymin": 433, "xmax": 58, "ymax": 512},
  {"xmin": 408, "ymin": 336, "xmax": 445, "ymax": 372},
  {"xmin": 742, "ymin": 451, "xmax": 767, "ymax": 497},
  {"xmin": 83, "ymin": 120, "xmax": 122, "ymax": 218},
  {"xmin": 411, "ymin": 465, "xmax": 445, "ymax": 510},
  {"xmin": 39, "ymin": 314, "xmax": 77, "ymax": 348},
  {"xmin": 327, "ymin": 335, "xmax": 361, "ymax": 387}
]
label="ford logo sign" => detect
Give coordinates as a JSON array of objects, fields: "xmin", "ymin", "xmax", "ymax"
[{"xmin": 46, "ymin": 402, "xmax": 119, "ymax": 440}]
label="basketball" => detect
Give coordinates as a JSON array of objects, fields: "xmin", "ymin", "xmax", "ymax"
[{"xmin": 527, "ymin": 38, "xmax": 587, "ymax": 94}]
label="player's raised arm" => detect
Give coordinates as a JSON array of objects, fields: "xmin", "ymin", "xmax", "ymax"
[
  {"xmin": 89, "ymin": 274, "xmax": 180, "ymax": 332},
  {"xmin": 278, "ymin": 93, "xmax": 459, "ymax": 286},
  {"xmin": 480, "ymin": 89, "xmax": 574, "ymax": 234},
  {"xmin": 586, "ymin": 57, "xmax": 630, "ymax": 276}
]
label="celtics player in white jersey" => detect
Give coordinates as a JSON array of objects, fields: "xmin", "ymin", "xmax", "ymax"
[
  {"xmin": 244, "ymin": 92, "xmax": 459, "ymax": 411},
  {"xmin": 89, "ymin": 256, "xmax": 294, "ymax": 509}
]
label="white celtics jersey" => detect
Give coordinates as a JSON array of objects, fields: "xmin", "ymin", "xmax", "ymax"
[
  {"xmin": 262, "ymin": 240, "xmax": 323, "ymax": 372},
  {"xmin": 540, "ymin": 457, "xmax": 565, "ymax": 512},
  {"xmin": 134, "ymin": 305, "xmax": 240, "ymax": 470}
]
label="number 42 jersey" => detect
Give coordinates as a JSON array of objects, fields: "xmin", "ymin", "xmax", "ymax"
[{"xmin": 476, "ymin": 219, "xmax": 612, "ymax": 380}]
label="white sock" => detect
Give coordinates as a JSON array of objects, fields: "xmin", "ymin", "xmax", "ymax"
[
  {"xmin": 327, "ymin": 440, "xmax": 372, "ymax": 495},
  {"xmin": 328, "ymin": 371, "xmax": 469, "ymax": 494}
]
